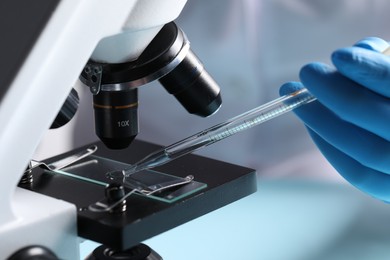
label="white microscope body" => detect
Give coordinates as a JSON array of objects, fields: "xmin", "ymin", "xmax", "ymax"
[{"xmin": 0, "ymin": 1, "xmax": 187, "ymax": 258}]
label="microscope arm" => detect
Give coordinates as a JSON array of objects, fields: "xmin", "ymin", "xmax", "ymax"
[{"xmin": 0, "ymin": 0, "xmax": 186, "ymax": 258}]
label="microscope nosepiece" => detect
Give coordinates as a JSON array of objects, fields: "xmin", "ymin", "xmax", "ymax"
[{"xmin": 82, "ymin": 22, "xmax": 222, "ymax": 150}]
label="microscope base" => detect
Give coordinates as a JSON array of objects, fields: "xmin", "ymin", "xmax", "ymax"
[
  {"xmin": 1, "ymin": 188, "xmax": 79, "ymax": 259},
  {"xmin": 86, "ymin": 243, "xmax": 162, "ymax": 260}
]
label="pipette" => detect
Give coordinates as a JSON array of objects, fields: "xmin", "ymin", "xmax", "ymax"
[{"xmin": 107, "ymin": 88, "xmax": 316, "ymax": 181}]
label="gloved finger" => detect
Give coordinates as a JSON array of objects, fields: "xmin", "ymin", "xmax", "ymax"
[
  {"xmin": 353, "ymin": 37, "xmax": 389, "ymax": 52},
  {"xmin": 331, "ymin": 43, "xmax": 390, "ymax": 97},
  {"xmin": 280, "ymin": 81, "xmax": 390, "ymax": 174},
  {"xmin": 279, "ymin": 81, "xmax": 304, "ymax": 96},
  {"xmin": 299, "ymin": 63, "xmax": 390, "ymax": 141},
  {"xmin": 307, "ymin": 128, "xmax": 390, "ymax": 203}
]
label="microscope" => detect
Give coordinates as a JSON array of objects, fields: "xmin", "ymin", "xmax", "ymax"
[{"xmin": 0, "ymin": 1, "xmax": 256, "ymax": 259}]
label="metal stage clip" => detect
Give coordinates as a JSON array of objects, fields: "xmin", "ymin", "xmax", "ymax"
[
  {"xmin": 24, "ymin": 145, "xmax": 98, "ymax": 175},
  {"xmin": 88, "ymin": 175, "xmax": 194, "ymax": 213}
]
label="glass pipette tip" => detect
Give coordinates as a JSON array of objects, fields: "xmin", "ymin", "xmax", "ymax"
[{"xmin": 107, "ymin": 88, "xmax": 316, "ymax": 180}]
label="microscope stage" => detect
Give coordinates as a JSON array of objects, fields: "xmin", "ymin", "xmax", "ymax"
[{"xmin": 21, "ymin": 140, "xmax": 256, "ymax": 250}]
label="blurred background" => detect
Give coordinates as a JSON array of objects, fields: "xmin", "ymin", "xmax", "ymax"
[{"xmin": 36, "ymin": 0, "xmax": 390, "ymax": 259}]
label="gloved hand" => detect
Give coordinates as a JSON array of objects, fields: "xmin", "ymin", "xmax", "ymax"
[{"xmin": 280, "ymin": 37, "xmax": 390, "ymax": 202}]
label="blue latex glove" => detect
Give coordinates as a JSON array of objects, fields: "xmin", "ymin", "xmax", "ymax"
[{"xmin": 280, "ymin": 37, "xmax": 390, "ymax": 202}]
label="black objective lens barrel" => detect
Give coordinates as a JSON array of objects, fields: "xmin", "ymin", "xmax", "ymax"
[
  {"xmin": 159, "ymin": 49, "xmax": 221, "ymax": 117},
  {"xmin": 93, "ymin": 89, "xmax": 138, "ymax": 149},
  {"xmin": 50, "ymin": 88, "xmax": 79, "ymax": 129}
]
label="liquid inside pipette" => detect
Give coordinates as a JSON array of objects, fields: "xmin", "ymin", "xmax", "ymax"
[
  {"xmin": 107, "ymin": 88, "xmax": 316, "ymax": 181},
  {"xmin": 106, "ymin": 149, "xmax": 169, "ymax": 180}
]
